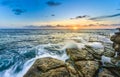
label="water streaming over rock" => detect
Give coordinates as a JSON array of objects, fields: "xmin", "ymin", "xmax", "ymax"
[{"xmin": 0, "ymin": 29, "xmax": 116, "ymax": 77}]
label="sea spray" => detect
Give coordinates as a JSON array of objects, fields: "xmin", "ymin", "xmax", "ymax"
[
  {"xmin": 0, "ymin": 29, "xmax": 115, "ymax": 77},
  {"xmin": 62, "ymin": 40, "xmax": 78, "ymax": 49}
]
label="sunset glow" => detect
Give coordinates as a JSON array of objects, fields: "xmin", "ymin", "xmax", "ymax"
[
  {"xmin": 72, "ymin": 26, "xmax": 79, "ymax": 30},
  {"xmin": 0, "ymin": 0, "xmax": 119, "ymax": 29}
]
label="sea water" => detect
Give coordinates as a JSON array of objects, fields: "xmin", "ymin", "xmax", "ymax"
[{"xmin": 0, "ymin": 29, "xmax": 116, "ymax": 77}]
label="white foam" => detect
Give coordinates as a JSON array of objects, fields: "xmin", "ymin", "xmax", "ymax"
[
  {"xmin": 77, "ymin": 43, "xmax": 85, "ymax": 49},
  {"xmin": 114, "ymin": 52, "xmax": 118, "ymax": 57},
  {"xmin": 98, "ymin": 35, "xmax": 112, "ymax": 43},
  {"xmin": 101, "ymin": 55, "xmax": 111, "ymax": 65},
  {"xmin": 62, "ymin": 40, "xmax": 78, "ymax": 49},
  {"xmin": 87, "ymin": 42, "xmax": 104, "ymax": 49},
  {"xmin": 0, "ymin": 31, "xmax": 114, "ymax": 77},
  {"xmin": 70, "ymin": 36, "xmax": 87, "ymax": 43},
  {"xmin": 0, "ymin": 43, "xmax": 69, "ymax": 77}
]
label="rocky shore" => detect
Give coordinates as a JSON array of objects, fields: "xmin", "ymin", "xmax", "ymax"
[{"xmin": 24, "ymin": 29, "xmax": 120, "ymax": 77}]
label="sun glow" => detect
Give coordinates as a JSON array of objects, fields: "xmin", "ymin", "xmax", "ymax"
[{"xmin": 73, "ymin": 26, "xmax": 78, "ymax": 30}]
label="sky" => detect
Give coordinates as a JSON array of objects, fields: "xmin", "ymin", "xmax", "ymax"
[{"xmin": 0, "ymin": 0, "xmax": 120, "ymax": 29}]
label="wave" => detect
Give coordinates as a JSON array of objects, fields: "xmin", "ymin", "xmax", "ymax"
[{"xmin": 0, "ymin": 29, "xmax": 115, "ymax": 77}]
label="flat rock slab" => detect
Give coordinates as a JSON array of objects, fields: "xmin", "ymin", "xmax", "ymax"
[
  {"xmin": 35, "ymin": 57, "xmax": 65, "ymax": 72},
  {"xmin": 24, "ymin": 57, "xmax": 66, "ymax": 77},
  {"xmin": 66, "ymin": 48, "xmax": 94, "ymax": 61}
]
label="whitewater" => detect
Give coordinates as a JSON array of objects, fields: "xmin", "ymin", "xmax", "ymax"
[{"xmin": 0, "ymin": 29, "xmax": 116, "ymax": 77}]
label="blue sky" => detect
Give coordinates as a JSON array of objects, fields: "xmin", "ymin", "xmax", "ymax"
[{"xmin": 0, "ymin": 0, "xmax": 120, "ymax": 28}]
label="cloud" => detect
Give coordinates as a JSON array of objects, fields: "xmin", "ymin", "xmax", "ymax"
[
  {"xmin": 12, "ymin": 9, "xmax": 26, "ymax": 15},
  {"xmin": 51, "ymin": 14, "xmax": 55, "ymax": 16},
  {"xmin": 76, "ymin": 15, "xmax": 89, "ymax": 19},
  {"xmin": 70, "ymin": 15, "xmax": 89, "ymax": 19},
  {"xmin": 89, "ymin": 13, "xmax": 120, "ymax": 20},
  {"xmin": 46, "ymin": 1, "xmax": 61, "ymax": 6}
]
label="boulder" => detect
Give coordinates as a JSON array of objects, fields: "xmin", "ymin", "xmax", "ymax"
[
  {"xmin": 24, "ymin": 57, "xmax": 66, "ymax": 77},
  {"xmin": 112, "ymin": 43, "xmax": 120, "ymax": 52},
  {"xmin": 99, "ymin": 67, "xmax": 120, "ymax": 77},
  {"xmin": 103, "ymin": 51, "xmax": 115, "ymax": 57},
  {"xmin": 85, "ymin": 46, "xmax": 102, "ymax": 60},
  {"xmin": 75, "ymin": 61, "xmax": 99, "ymax": 77},
  {"xmin": 65, "ymin": 63, "xmax": 79, "ymax": 77},
  {"xmin": 110, "ymin": 35, "xmax": 117, "ymax": 41},
  {"xmin": 114, "ymin": 36, "xmax": 120, "ymax": 44},
  {"xmin": 111, "ymin": 57, "xmax": 120, "ymax": 64},
  {"xmin": 85, "ymin": 43, "xmax": 104, "ymax": 56},
  {"xmin": 24, "ymin": 57, "xmax": 79, "ymax": 77},
  {"xmin": 98, "ymin": 68, "xmax": 115, "ymax": 77},
  {"xmin": 66, "ymin": 48, "xmax": 94, "ymax": 61}
]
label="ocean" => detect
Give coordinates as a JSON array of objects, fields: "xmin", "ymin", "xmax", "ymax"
[{"xmin": 0, "ymin": 29, "xmax": 117, "ymax": 77}]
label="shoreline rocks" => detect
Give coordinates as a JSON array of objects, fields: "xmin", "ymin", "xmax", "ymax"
[
  {"xmin": 24, "ymin": 47, "xmax": 120, "ymax": 77},
  {"xmin": 24, "ymin": 28, "xmax": 120, "ymax": 77},
  {"xmin": 111, "ymin": 28, "xmax": 120, "ymax": 56},
  {"xmin": 24, "ymin": 48, "xmax": 100, "ymax": 77},
  {"xmin": 24, "ymin": 57, "xmax": 79, "ymax": 77}
]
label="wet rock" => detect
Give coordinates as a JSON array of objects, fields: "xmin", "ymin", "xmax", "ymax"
[
  {"xmin": 112, "ymin": 43, "xmax": 120, "ymax": 52},
  {"xmin": 92, "ymin": 48, "xmax": 104, "ymax": 55},
  {"xmin": 110, "ymin": 35, "xmax": 117, "ymax": 41},
  {"xmin": 100, "ymin": 61, "xmax": 120, "ymax": 77},
  {"xmin": 114, "ymin": 36, "xmax": 120, "ymax": 44},
  {"xmin": 75, "ymin": 61, "xmax": 99, "ymax": 77},
  {"xmin": 85, "ymin": 46, "xmax": 101, "ymax": 60},
  {"xmin": 111, "ymin": 57, "xmax": 120, "ymax": 64},
  {"xmin": 98, "ymin": 68, "xmax": 115, "ymax": 77},
  {"xmin": 103, "ymin": 51, "xmax": 115, "ymax": 57},
  {"xmin": 65, "ymin": 63, "xmax": 79, "ymax": 77},
  {"xmin": 103, "ymin": 44, "xmax": 115, "ymax": 57},
  {"xmin": 101, "ymin": 67, "xmax": 120, "ymax": 77},
  {"xmin": 110, "ymin": 69, "xmax": 120, "ymax": 77},
  {"xmin": 66, "ymin": 48, "xmax": 94, "ymax": 61},
  {"xmin": 85, "ymin": 43, "xmax": 104, "ymax": 55}
]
